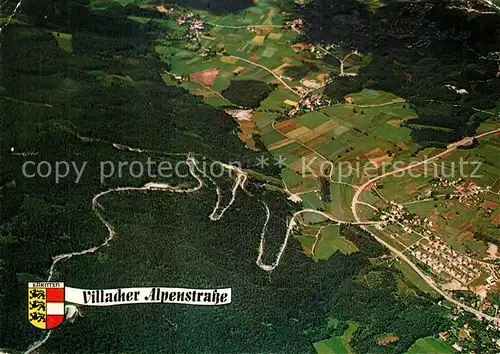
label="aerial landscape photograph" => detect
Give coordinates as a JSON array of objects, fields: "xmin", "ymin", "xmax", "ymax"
[{"xmin": 0, "ymin": 0, "xmax": 500, "ymax": 353}]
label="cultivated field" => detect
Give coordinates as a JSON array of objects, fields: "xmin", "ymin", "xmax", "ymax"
[
  {"xmin": 313, "ymin": 321, "xmax": 358, "ymax": 354},
  {"xmin": 295, "ymin": 224, "xmax": 359, "ymax": 260},
  {"xmin": 406, "ymin": 337, "xmax": 456, "ymax": 354}
]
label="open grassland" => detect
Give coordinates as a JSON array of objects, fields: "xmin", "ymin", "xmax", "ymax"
[
  {"xmin": 371, "ymin": 124, "xmax": 412, "ymax": 143},
  {"xmin": 346, "ymin": 89, "xmax": 404, "ymax": 105},
  {"xmin": 251, "ymin": 89, "xmax": 424, "ymax": 250},
  {"xmin": 313, "ymin": 321, "xmax": 358, "ymax": 354},
  {"xmin": 314, "ymin": 338, "xmax": 351, "ymax": 354},
  {"xmin": 321, "ymin": 102, "xmax": 416, "ymax": 133},
  {"xmin": 315, "ymin": 225, "xmax": 359, "ymax": 260},
  {"xmin": 50, "ymin": 31, "xmax": 73, "ymax": 52},
  {"xmin": 151, "ymin": 1, "xmax": 338, "ymax": 107},
  {"xmin": 359, "ymin": 0, "xmax": 385, "ymax": 12},
  {"xmin": 314, "ymin": 337, "xmax": 352, "ymax": 354},
  {"xmin": 296, "ymin": 224, "xmax": 359, "ymax": 260},
  {"xmin": 377, "ymin": 175, "xmax": 435, "ymax": 204},
  {"xmin": 259, "ymin": 88, "xmax": 299, "ymax": 110},
  {"xmin": 281, "ymin": 167, "xmax": 303, "ymax": 189},
  {"xmin": 326, "ymin": 182, "xmax": 356, "ymax": 221},
  {"xmin": 394, "ymin": 261, "xmax": 439, "ymax": 297},
  {"xmin": 369, "ymin": 227, "xmax": 409, "ymax": 252},
  {"xmin": 342, "ymin": 321, "xmax": 360, "ymax": 342},
  {"xmin": 477, "ymin": 120, "xmax": 500, "ymax": 134},
  {"xmin": 406, "ymin": 337, "xmax": 456, "ymax": 354},
  {"xmin": 295, "ymin": 111, "xmax": 331, "ymax": 129},
  {"xmin": 266, "ymin": 90, "xmax": 416, "ymax": 174},
  {"xmin": 288, "ymin": 176, "xmax": 318, "ymax": 195}
]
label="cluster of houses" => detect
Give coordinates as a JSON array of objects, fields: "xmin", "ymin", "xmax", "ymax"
[
  {"xmin": 410, "ymin": 241, "xmax": 484, "ymax": 285},
  {"xmin": 379, "ymin": 201, "xmax": 434, "ymax": 235},
  {"xmin": 430, "ymin": 177, "xmax": 490, "ymax": 207},
  {"xmin": 440, "ymin": 310, "xmax": 500, "ymax": 352},
  {"xmin": 287, "ymin": 93, "xmax": 331, "ymax": 117},
  {"xmin": 285, "ymin": 18, "xmax": 304, "ymax": 35},
  {"xmin": 156, "ymin": 7, "xmax": 206, "ymax": 32},
  {"xmin": 177, "ymin": 12, "xmax": 205, "ymax": 30},
  {"xmin": 285, "ymin": 76, "xmax": 332, "ymax": 98},
  {"xmin": 412, "ymin": 177, "xmax": 491, "ymax": 209},
  {"xmin": 450, "ymin": 179, "xmax": 485, "ymax": 204},
  {"xmin": 290, "ymin": 42, "xmax": 325, "ymax": 60},
  {"xmin": 300, "ymin": 78, "xmax": 323, "ymax": 90}
]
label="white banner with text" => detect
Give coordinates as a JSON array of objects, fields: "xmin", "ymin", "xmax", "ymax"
[{"xmin": 64, "ymin": 286, "xmax": 232, "ymax": 306}]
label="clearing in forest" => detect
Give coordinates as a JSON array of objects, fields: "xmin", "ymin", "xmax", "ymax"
[{"xmin": 189, "ymin": 69, "xmax": 220, "ymax": 87}]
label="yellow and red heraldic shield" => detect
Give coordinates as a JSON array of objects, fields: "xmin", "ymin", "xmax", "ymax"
[{"xmin": 28, "ymin": 282, "xmax": 65, "ymax": 329}]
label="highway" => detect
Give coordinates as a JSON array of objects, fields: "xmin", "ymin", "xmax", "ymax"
[
  {"xmin": 368, "ymin": 227, "xmax": 500, "ymax": 322},
  {"xmin": 351, "ymin": 127, "xmax": 500, "ymax": 322}
]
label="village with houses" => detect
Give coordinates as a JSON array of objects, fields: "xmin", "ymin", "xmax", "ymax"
[{"xmin": 372, "ymin": 175, "xmax": 500, "ymax": 293}]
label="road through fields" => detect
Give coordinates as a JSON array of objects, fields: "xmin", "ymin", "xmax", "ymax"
[{"xmin": 350, "ymin": 128, "xmax": 500, "ymax": 322}]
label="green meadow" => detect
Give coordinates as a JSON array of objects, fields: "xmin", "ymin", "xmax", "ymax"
[{"xmin": 406, "ymin": 337, "xmax": 455, "ymax": 354}]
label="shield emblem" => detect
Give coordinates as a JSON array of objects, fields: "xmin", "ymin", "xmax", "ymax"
[{"xmin": 28, "ymin": 282, "xmax": 65, "ymax": 329}]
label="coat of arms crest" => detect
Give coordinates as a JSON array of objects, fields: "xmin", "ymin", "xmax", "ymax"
[{"xmin": 28, "ymin": 282, "xmax": 65, "ymax": 329}]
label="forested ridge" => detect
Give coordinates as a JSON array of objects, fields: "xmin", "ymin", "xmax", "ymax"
[
  {"xmin": 0, "ymin": 0, "xmax": 275, "ymax": 348},
  {"xmin": 4, "ymin": 186, "xmax": 450, "ymax": 353}
]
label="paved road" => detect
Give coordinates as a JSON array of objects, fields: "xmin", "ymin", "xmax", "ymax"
[
  {"xmin": 228, "ymin": 55, "xmax": 298, "ymax": 94},
  {"xmin": 351, "ymin": 127, "xmax": 500, "ymax": 322},
  {"xmin": 315, "ymin": 45, "xmax": 362, "ymax": 77},
  {"xmin": 351, "ymin": 128, "xmax": 500, "ymax": 219},
  {"xmin": 257, "ymin": 205, "xmax": 384, "ymax": 271},
  {"xmin": 297, "ymin": 208, "xmax": 383, "ymax": 226},
  {"xmin": 272, "ymin": 120, "xmax": 332, "ymax": 164},
  {"xmin": 366, "ymin": 226, "xmax": 500, "ymax": 322}
]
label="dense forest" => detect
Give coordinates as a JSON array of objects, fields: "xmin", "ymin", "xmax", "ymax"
[
  {"xmin": 296, "ymin": 0, "xmax": 500, "ymax": 145},
  {"xmin": 3, "ymin": 185, "xmax": 450, "ymax": 352},
  {"xmin": 0, "ymin": 0, "xmax": 278, "ymax": 349},
  {"xmin": 222, "ymin": 80, "xmax": 275, "ymax": 109}
]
